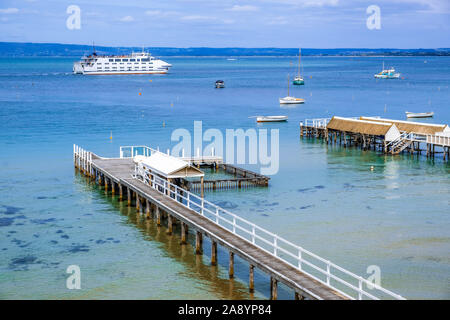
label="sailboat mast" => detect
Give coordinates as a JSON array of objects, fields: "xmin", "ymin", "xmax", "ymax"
[
  {"xmin": 298, "ymin": 49, "xmax": 301, "ymax": 77},
  {"xmin": 287, "ymin": 74, "xmax": 289, "ymax": 96}
]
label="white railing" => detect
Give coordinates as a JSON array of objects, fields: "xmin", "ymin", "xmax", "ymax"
[
  {"xmin": 120, "ymin": 145, "xmax": 221, "ymax": 163},
  {"xmin": 120, "ymin": 145, "xmax": 156, "ymax": 158},
  {"xmin": 301, "ymin": 118, "xmax": 331, "ymax": 129},
  {"xmin": 73, "ymin": 144, "xmax": 93, "ymax": 175},
  {"xmin": 427, "ymin": 134, "xmax": 450, "ymax": 147},
  {"xmin": 385, "ymin": 132, "xmax": 410, "ymax": 151},
  {"xmin": 133, "ymin": 163, "xmax": 405, "ymax": 300}
]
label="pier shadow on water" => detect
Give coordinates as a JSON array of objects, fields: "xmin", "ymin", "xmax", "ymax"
[{"xmin": 75, "ymin": 171, "xmax": 294, "ymax": 300}]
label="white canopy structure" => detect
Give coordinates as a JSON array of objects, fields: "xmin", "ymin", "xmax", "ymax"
[
  {"xmin": 134, "ymin": 153, "xmax": 204, "ymax": 179},
  {"xmin": 134, "ymin": 152, "xmax": 205, "ymax": 197}
]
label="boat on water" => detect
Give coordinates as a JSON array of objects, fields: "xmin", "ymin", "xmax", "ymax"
[
  {"xmin": 256, "ymin": 116, "xmax": 288, "ymax": 122},
  {"xmin": 293, "ymin": 49, "xmax": 304, "ymax": 85},
  {"xmin": 405, "ymin": 111, "xmax": 434, "ymax": 118},
  {"xmin": 374, "ymin": 62, "xmax": 400, "ymax": 79},
  {"xmin": 280, "ymin": 74, "xmax": 305, "ymax": 104},
  {"xmin": 215, "ymin": 80, "xmax": 225, "ymax": 88},
  {"xmin": 73, "ymin": 47, "xmax": 172, "ymax": 75}
]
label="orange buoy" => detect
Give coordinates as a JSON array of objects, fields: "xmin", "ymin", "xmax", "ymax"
[{"xmin": 139, "ymin": 92, "xmax": 142, "ymax": 96}]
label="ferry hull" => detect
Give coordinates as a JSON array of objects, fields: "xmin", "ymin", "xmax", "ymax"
[{"xmin": 82, "ymin": 71, "xmax": 168, "ymax": 75}]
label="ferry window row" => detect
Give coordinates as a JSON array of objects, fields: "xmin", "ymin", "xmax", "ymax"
[{"xmin": 108, "ymin": 58, "xmax": 145, "ymax": 62}]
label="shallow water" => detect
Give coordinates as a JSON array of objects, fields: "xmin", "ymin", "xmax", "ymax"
[{"xmin": 0, "ymin": 56, "xmax": 449, "ymax": 299}]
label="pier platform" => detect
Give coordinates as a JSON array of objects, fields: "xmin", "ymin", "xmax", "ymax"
[
  {"xmin": 73, "ymin": 144, "xmax": 405, "ymax": 300},
  {"xmin": 300, "ymin": 116, "xmax": 450, "ymax": 160}
]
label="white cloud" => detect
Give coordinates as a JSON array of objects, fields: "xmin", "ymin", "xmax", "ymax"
[
  {"xmin": 0, "ymin": 8, "xmax": 19, "ymax": 14},
  {"xmin": 119, "ymin": 15, "xmax": 134, "ymax": 22},
  {"xmin": 228, "ymin": 5, "xmax": 259, "ymax": 12},
  {"xmin": 145, "ymin": 10, "xmax": 161, "ymax": 16},
  {"xmin": 268, "ymin": 16, "xmax": 289, "ymax": 25},
  {"xmin": 302, "ymin": 0, "xmax": 339, "ymax": 7},
  {"xmin": 181, "ymin": 15, "xmax": 216, "ymax": 21}
]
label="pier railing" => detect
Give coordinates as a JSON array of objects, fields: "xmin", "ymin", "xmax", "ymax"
[
  {"xmin": 133, "ymin": 163, "xmax": 405, "ymax": 300},
  {"xmin": 427, "ymin": 134, "xmax": 450, "ymax": 147},
  {"xmin": 301, "ymin": 118, "xmax": 331, "ymax": 129},
  {"xmin": 120, "ymin": 145, "xmax": 222, "ymax": 163},
  {"xmin": 73, "ymin": 145, "xmax": 93, "ymax": 175}
]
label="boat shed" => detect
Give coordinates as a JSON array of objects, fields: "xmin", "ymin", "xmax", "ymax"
[
  {"xmin": 134, "ymin": 152, "xmax": 205, "ymax": 197},
  {"xmin": 359, "ymin": 117, "xmax": 450, "ymax": 135},
  {"xmin": 327, "ymin": 116, "xmax": 401, "ymax": 142}
]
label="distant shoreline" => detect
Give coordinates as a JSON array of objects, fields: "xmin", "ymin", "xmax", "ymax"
[{"xmin": 1, "ymin": 42, "xmax": 449, "ymax": 57}]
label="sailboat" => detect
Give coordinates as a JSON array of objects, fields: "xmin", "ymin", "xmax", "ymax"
[
  {"xmin": 279, "ymin": 74, "xmax": 305, "ymax": 104},
  {"xmin": 293, "ymin": 49, "xmax": 305, "ymax": 85}
]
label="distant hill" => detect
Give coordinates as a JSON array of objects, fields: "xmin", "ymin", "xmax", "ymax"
[{"xmin": 0, "ymin": 42, "xmax": 449, "ymax": 57}]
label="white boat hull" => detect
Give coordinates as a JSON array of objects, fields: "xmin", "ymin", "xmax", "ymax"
[
  {"xmin": 256, "ymin": 116, "xmax": 288, "ymax": 122},
  {"xmin": 279, "ymin": 97, "xmax": 305, "ymax": 104},
  {"xmin": 406, "ymin": 112, "xmax": 434, "ymax": 118}
]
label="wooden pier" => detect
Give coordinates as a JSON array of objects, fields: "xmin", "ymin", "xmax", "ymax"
[
  {"xmin": 300, "ymin": 117, "xmax": 450, "ymax": 160},
  {"xmin": 73, "ymin": 144, "xmax": 405, "ymax": 300},
  {"xmin": 187, "ymin": 163, "xmax": 269, "ymax": 192}
]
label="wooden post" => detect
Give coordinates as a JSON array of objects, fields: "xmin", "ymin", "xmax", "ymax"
[
  {"xmin": 249, "ymin": 265, "xmax": 255, "ymax": 292},
  {"xmin": 200, "ymin": 176, "xmax": 204, "ymax": 198},
  {"xmin": 119, "ymin": 184, "xmax": 123, "ymax": 201},
  {"xmin": 181, "ymin": 222, "xmax": 187, "ymax": 244},
  {"xmin": 156, "ymin": 206, "xmax": 161, "ymax": 226},
  {"xmin": 167, "ymin": 215, "xmax": 173, "ymax": 234},
  {"xmin": 211, "ymin": 241, "xmax": 217, "ymax": 266},
  {"xmin": 270, "ymin": 277, "xmax": 278, "ymax": 300},
  {"xmin": 295, "ymin": 292, "xmax": 305, "ymax": 300},
  {"xmin": 145, "ymin": 199, "xmax": 150, "ymax": 219},
  {"xmin": 111, "ymin": 181, "xmax": 115, "ymax": 195},
  {"xmin": 127, "ymin": 188, "xmax": 131, "ymax": 206},
  {"xmin": 136, "ymin": 195, "xmax": 140, "ymax": 212},
  {"xmin": 104, "ymin": 177, "xmax": 108, "ymax": 191},
  {"xmin": 195, "ymin": 232, "xmax": 203, "ymax": 254},
  {"xmin": 229, "ymin": 252, "xmax": 234, "ymax": 279}
]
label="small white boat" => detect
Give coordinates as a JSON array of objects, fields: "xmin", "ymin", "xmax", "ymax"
[
  {"xmin": 280, "ymin": 74, "xmax": 304, "ymax": 104},
  {"xmin": 279, "ymin": 96, "xmax": 305, "ymax": 104},
  {"xmin": 256, "ymin": 116, "xmax": 288, "ymax": 122},
  {"xmin": 405, "ymin": 111, "xmax": 434, "ymax": 118}
]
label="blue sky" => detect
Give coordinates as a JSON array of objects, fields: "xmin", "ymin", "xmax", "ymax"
[{"xmin": 0, "ymin": 0, "xmax": 449, "ymax": 48}]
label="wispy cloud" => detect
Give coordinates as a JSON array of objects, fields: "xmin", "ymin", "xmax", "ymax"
[
  {"xmin": 181, "ymin": 15, "xmax": 216, "ymax": 21},
  {"xmin": 119, "ymin": 15, "xmax": 134, "ymax": 22},
  {"xmin": 0, "ymin": 8, "xmax": 19, "ymax": 14},
  {"xmin": 268, "ymin": 16, "xmax": 289, "ymax": 25},
  {"xmin": 301, "ymin": 0, "xmax": 339, "ymax": 7},
  {"xmin": 228, "ymin": 5, "xmax": 259, "ymax": 12},
  {"xmin": 145, "ymin": 10, "xmax": 161, "ymax": 16}
]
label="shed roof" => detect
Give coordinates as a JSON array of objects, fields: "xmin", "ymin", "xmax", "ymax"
[
  {"xmin": 134, "ymin": 153, "xmax": 204, "ymax": 179},
  {"xmin": 327, "ymin": 116, "xmax": 395, "ymax": 136},
  {"xmin": 360, "ymin": 117, "xmax": 448, "ymax": 135}
]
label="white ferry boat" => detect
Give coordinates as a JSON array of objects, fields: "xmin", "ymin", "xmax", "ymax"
[{"xmin": 73, "ymin": 50, "xmax": 172, "ymax": 75}]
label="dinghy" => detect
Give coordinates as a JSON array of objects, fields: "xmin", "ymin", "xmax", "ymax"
[
  {"xmin": 405, "ymin": 111, "xmax": 434, "ymax": 118},
  {"xmin": 256, "ymin": 116, "xmax": 288, "ymax": 122}
]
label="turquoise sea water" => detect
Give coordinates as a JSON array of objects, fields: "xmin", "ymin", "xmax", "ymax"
[{"xmin": 0, "ymin": 56, "xmax": 449, "ymax": 299}]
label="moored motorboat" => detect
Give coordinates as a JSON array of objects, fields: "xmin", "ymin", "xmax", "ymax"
[
  {"xmin": 374, "ymin": 62, "xmax": 400, "ymax": 79},
  {"xmin": 215, "ymin": 80, "xmax": 225, "ymax": 88},
  {"xmin": 256, "ymin": 115, "xmax": 288, "ymax": 122},
  {"xmin": 405, "ymin": 111, "xmax": 434, "ymax": 118}
]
